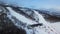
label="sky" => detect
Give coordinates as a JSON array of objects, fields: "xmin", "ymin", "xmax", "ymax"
[{"xmin": 0, "ymin": 0, "xmax": 60, "ymax": 9}]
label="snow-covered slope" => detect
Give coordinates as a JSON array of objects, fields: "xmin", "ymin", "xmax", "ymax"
[
  {"xmin": 0, "ymin": 4, "xmax": 60, "ymax": 34},
  {"xmin": 5, "ymin": 6, "xmax": 60, "ymax": 34}
]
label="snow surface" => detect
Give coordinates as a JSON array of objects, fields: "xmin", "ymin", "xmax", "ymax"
[
  {"xmin": 6, "ymin": 7, "xmax": 60, "ymax": 34},
  {"xmin": 6, "ymin": 7, "xmax": 38, "ymax": 25}
]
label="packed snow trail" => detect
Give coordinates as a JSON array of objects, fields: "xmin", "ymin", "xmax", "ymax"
[
  {"xmin": 6, "ymin": 6, "xmax": 59, "ymax": 34},
  {"xmin": 6, "ymin": 7, "xmax": 38, "ymax": 24},
  {"xmin": 34, "ymin": 11, "xmax": 59, "ymax": 34}
]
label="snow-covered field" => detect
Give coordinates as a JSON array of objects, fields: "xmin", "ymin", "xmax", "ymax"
[{"xmin": 50, "ymin": 22, "xmax": 60, "ymax": 34}]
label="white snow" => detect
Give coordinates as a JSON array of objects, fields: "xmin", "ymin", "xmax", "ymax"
[
  {"xmin": 33, "ymin": 10, "xmax": 59, "ymax": 34},
  {"xmin": 50, "ymin": 22, "xmax": 60, "ymax": 34},
  {"xmin": 6, "ymin": 7, "xmax": 60, "ymax": 34},
  {"xmin": 6, "ymin": 7, "xmax": 38, "ymax": 25}
]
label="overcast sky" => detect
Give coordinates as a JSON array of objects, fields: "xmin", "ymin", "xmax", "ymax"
[{"xmin": 0, "ymin": 0, "xmax": 60, "ymax": 9}]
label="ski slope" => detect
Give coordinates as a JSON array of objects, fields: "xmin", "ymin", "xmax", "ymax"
[{"xmin": 6, "ymin": 7, "xmax": 60, "ymax": 34}]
